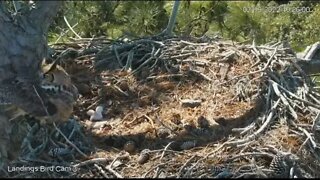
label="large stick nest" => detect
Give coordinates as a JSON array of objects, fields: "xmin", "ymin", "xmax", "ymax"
[{"xmin": 5, "ymin": 35, "xmax": 320, "ymax": 178}]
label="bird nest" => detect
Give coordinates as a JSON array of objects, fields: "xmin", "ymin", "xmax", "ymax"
[{"xmin": 4, "ymin": 35, "xmax": 320, "ymax": 178}]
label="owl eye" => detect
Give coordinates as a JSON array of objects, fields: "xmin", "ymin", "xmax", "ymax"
[{"xmin": 43, "ymin": 73, "xmax": 54, "ymax": 82}]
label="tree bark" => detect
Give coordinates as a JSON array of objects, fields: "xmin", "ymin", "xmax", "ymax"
[
  {"xmin": 28, "ymin": 1, "xmax": 63, "ymax": 33},
  {"xmin": 0, "ymin": 1, "xmax": 63, "ymax": 117}
]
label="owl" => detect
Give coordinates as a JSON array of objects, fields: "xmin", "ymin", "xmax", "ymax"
[{"xmin": 0, "ymin": 59, "xmax": 78, "ymax": 170}]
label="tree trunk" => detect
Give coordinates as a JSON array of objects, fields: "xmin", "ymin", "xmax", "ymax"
[
  {"xmin": 296, "ymin": 42, "xmax": 320, "ymax": 74},
  {"xmin": 0, "ymin": 1, "xmax": 63, "ymax": 117}
]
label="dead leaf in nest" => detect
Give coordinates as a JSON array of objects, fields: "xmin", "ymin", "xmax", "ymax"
[
  {"xmin": 76, "ymin": 83, "xmax": 91, "ymax": 95},
  {"xmin": 286, "ymin": 137, "xmax": 302, "ymax": 151},
  {"xmin": 171, "ymin": 113, "xmax": 182, "ymax": 125},
  {"xmin": 139, "ymin": 66, "xmax": 151, "ymax": 79},
  {"xmin": 157, "ymin": 127, "xmax": 171, "ymax": 139},
  {"xmin": 154, "ymin": 81, "xmax": 176, "ymax": 92},
  {"xmin": 118, "ymin": 80, "xmax": 130, "ymax": 91},
  {"xmin": 99, "ymin": 124, "xmax": 112, "ymax": 133},
  {"xmin": 124, "ymin": 115, "xmax": 148, "ymax": 128},
  {"xmin": 136, "ymin": 85, "xmax": 153, "ymax": 95},
  {"xmin": 102, "ymin": 84, "xmax": 124, "ymax": 97},
  {"xmin": 138, "ymin": 96, "xmax": 152, "ymax": 107},
  {"xmin": 117, "ymin": 70, "xmax": 131, "ymax": 76},
  {"xmin": 182, "ymin": 119, "xmax": 196, "ymax": 132},
  {"xmin": 180, "ymin": 64, "xmax": 191, "ymax": 71},
  {"xmin": 157, "ymin": 93, "xmax": 171, "ymax": 102}
]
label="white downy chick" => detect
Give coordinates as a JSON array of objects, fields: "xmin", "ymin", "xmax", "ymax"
[{"xmin": 86, "ymin": 106, "xmax": 103, "ymax": 121}]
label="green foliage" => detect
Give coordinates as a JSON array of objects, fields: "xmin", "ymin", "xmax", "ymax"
[
  {"xmin": 112, "ymin": 1, "xmax": 168, "ymax": 37},
  {"xmin": 47, "ymin": 1, "xmax": 319, "ymax": 51},
  {"xmin": 1, "ymin": 1, "xmax": 33, "ymax": 14},
  {"xmin": 206, "ymin": 1, "xmax": 228, "ymax": 35},
  {"xmin": 224, "ymin": 2, "xmax": 263, "ymax": 42},
  {"xmin": 49, "ymin": 1, "xmax": 168, "ymax": 40},
  {"xmin": 174, "ymin": 1, "xmax": 211, "ymax": 37},
  {"xmin": 296, "ymin": 4, "xmax": 320, "ymax": 51},
  {"xmin": 50, "ymin": 1, "xmax": 120, "ymax": 38}
]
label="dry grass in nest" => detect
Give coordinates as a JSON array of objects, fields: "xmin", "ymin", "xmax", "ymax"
[{"xmin": 5, "ymin": 36, "xmax": 320, "ymax": 178}]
